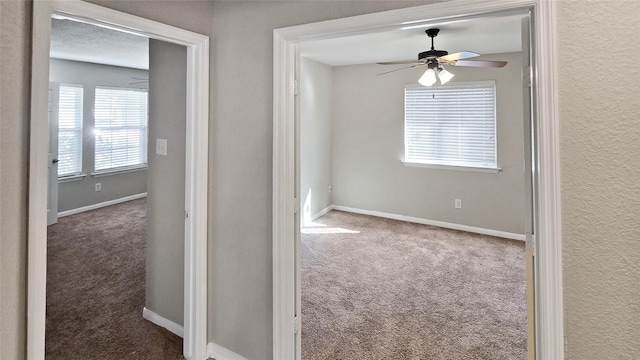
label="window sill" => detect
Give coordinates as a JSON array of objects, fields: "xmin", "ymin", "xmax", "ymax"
[
  {"xmin": 91, "ymin": 165, "xmax": 147, "ymax": 178},
  {"xmin": 402, "ymin": 161, "xmax": 501, "ymax": 173},
  {"xmin": 58, "ymin": 173, "xmax": 87, "ymax": 183}
]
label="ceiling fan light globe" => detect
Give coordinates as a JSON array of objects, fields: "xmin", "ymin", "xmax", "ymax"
[
  {"xmin": 419, "ymin": 68, "xmax": 437, "ymax": 86},
  {"xmin": 438, "ymin": 68, "xmax": 455, "ymax": 84}
]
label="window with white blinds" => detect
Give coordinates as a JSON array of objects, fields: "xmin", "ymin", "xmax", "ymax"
[
  {"xmin": 57, "ymin": 84, "xmax": 84, "ymax": 176},
  {"xmin": 404, "ymin": 81, "xmax": 498, "ymax": 169},
  {"xmin": 94, "ymin": 87, "xmax": 148, "ymax": 172}
]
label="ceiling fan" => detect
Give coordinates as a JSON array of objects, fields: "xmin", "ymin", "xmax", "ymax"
[{"xmin": 377, "ymin": 28, "xmax": 507, "ymax": 86}]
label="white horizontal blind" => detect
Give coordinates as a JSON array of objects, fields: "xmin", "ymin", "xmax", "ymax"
[
  {"xmin": 94, "ymin": 87, "xmax": 148, "ymax": 172},
  {"xmin": 404, "ymin": 81, "xmax": 497, "ymax": 169},
  {"xmin": 57, "ymin": 84, "xmax": 84, "ymax": 176}
]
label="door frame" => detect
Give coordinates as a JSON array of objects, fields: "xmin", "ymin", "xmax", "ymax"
[
  {"xmin": 272, "ymin": 0, "xmax": 563, "ymax": 359},
  {"xmin": 28, "ymin": 1, "xmax": 210, "ymax": 359}
]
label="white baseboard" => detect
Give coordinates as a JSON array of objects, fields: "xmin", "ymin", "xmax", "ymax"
[
  {"xmin": 142, "ymin": 307, "xmax": 184, "ymax": 338},
  {"xmin": 207, "ymin": 342, "xmax": 249, "ymax": 360},
  {"xmin": 331, "ymin": 205, "xmax": 526, "ymax": 241},
  {"xmin": 57, "ymin": 192, "xmax": 147, "ymax": 218},
  {"xmin": 311, "ymin": 205, "xmax": 334, "ymax": 222}
]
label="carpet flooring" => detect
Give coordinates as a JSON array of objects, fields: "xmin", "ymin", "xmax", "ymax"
[
  {"xmin": 46, "ymin": 199, "xmax": 183, "ymax": 359},
  {"xmin": 301, "ymin": 210, "xmax": 527, "ymax": 360}
]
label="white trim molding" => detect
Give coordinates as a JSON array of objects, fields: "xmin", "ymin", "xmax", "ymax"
[
  {"xmin": 29, "ymin": 1, "xmax": 210, "ymax": 359},
  {"xmin": 207, "ymin": 342, "xmax": 250, "ymax": 360},
  {"xmin": 273, "ymin": 1, "xmax": 562, "ymax": 360},
  {"xmin": 331, "ymin": 205, "xmax": 526, "ymax": 241},
  {"xmin": 310, "ymin": 205, "xmax": 333, "ymax": 222},
  {"xmin": 142, "ymin": 307, "xmax": 184, "ymax": 338},
  {"xmin": 57, "ymin": 193, "xmax": 147, "ymax": 218}
]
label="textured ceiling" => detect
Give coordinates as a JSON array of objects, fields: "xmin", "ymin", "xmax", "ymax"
[
  {"xmin": 50, "ymin": 18, "xmax": 149, "ymax": 70},
  {"xmin": 300, "ymin": 14, "xmax": 525, "ymax": 66},
  {"xmin": 49, "ymin": 12, "xmax": 523, "ymax": 70}
]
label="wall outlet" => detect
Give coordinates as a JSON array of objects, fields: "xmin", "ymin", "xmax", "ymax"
[
  {"xmin": 328, "ymin": 185, "xmax": 333, "ymax": 193},
  {"xmin": 95, "ymin": 183, "xmax": 102, "ymax": 192},
  {"xmin": 455, "ymin": 199, "xmax": 462, "ymax": 209}
]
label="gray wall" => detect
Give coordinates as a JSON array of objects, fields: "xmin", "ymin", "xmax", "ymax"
[
  {"xmin": 49, "ymin": 59, "xmax": 148, "ymax": 212},
  {"xmin": 300, "ymin": 57, "xmax": 333, "ymax": 226},
  {"xmin": 331, "ymin": 52, "xmax": 525, "ymax": 234},
  {"xmin": 3, "ymin": 1, "xmax": 640, "ymax": 360},
  {"xmin": 209, "ymin": 2, "xmax": 431, "ymax": 357},
  {"xmin": 145, "ymin": 39, "xmax": 187, "ymax": 325}
]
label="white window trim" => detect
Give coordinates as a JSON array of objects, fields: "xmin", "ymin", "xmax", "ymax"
[
  {"xmin": 58, "ymin": 173, "xmax": 87, "ymax": 183},
  {"xmin": 91, "ymin": 164, "xmax": 148, "ymax": 177},
  {"xmin": 402, "ymin": 161, "xmax": 501, "ymax": 173}
]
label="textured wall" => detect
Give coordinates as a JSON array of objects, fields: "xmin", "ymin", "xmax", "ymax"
[
  {"xmin": 0, "ymin": 0, "xmax": 30, "ymax": 358},
  {"xmin": 557, "ymin": 1, "xmax": 640, "ymax": 358},
  {"xmin": 331, "ymin": 53, "xmax": 525, "ymax": 234}
]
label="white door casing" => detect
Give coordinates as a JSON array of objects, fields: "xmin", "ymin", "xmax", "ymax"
[
  {"xmin": 273, "ymin": 1, "xmax": 563, "ymax": 360},
  {"xmin": 29, "ymin": 1, "xmax": 210, "ymax": 359}
]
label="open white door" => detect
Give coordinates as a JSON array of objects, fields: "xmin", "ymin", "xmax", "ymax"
[
  {"xmin": 521, "ymin": 15, "xmax": 537, "ymax": 360},
  {"xmin": 47, "ymin": 83, "xmax": 59, "ymax": 226},
  {"xmin": 294, "ymin": 52, "xmax": 302, "ymax": 360}
]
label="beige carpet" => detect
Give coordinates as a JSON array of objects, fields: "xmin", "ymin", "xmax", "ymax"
[
  {"xmin": 301, "ymin": 210, "xmax": 527, "ymax": 360},
  {"xmin": 46, "ymin": 199, "xmax": 183, "ymax": 359}
]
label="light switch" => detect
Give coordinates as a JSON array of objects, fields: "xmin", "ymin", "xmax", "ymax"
[{"xmin": 156, "ymin": 139, "xmax": 168, "ymax": 156}]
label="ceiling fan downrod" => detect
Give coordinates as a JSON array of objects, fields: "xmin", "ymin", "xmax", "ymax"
[{"xmin": 425, "ymin": 28, "xmax": 440, "ymax": 50}]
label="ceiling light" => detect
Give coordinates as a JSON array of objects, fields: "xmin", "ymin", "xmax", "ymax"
[
  {"xmin": 418, "ymin": 68, "xmax": 437, "ymax": 86},
  {"xmin": 437, "ymin": 68, "xmax": 455, "ymax": 84}
]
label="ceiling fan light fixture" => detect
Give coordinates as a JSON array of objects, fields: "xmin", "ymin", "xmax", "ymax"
[
  {"xmin": 418, "ymin": 68, "xmax": 437, "ymax": 86},
  {"xmin": 437, "ymin": 68, "xmax": 455, "ymax": 85}
]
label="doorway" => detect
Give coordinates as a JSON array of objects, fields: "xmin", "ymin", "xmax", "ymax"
[
  {"xmin": 297, "ymin": 21, "xmax": 529, "ymax": 355},
  {"xmin": 46, "ymin": 17, "xmax": 188, "ymax": 357},
  {"xmin": 28, "ymin": 1, "xmax": 209, "ymax": 359},
  {"xmin": 273, "ymin": 1, "xmax": 563, "ymax": 359}
]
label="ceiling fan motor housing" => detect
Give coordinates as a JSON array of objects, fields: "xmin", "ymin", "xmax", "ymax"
[{"xmin": 418, "ymin": 49, "xmax": 448, "ymax": 60}]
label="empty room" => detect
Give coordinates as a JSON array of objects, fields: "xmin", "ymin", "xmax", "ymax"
[
  {"xmin": 46, "ymin": 18, "xmax": 187, "ymax": 358},
  {"xmin": 298, "ymin": 13, "xmax": 531, "ymax": 359}
]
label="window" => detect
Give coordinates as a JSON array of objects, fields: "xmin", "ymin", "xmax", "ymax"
[
  {"xmin": 57, "ymin": 84, "xmax": 84, "ymax": 177},
  {"xmin": 404, "ymin": 81, "xmax": 498, "ymax": 170},
  {"xmin": 94, "ymin": 87, "xmax": 148, "ymax": 172}
]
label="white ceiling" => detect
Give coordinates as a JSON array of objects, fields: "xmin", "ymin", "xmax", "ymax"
[
  {"xmin": 50, "ymin": 18, "xmax": 149, "ymax": 70},
  {"xmin": 299, "ymin": 14, "xmax": 525, "ymax": 66},
  {"xmin": 49, "ymin": 13, "xmax": 524, "ymax": 70}
]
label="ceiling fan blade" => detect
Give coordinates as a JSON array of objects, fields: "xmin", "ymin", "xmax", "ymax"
[
  {"xmin": 377, "ymin": 60, "xmax": 424, "ymax": 65},
  {"xmin": 451, "ymin": 59, "xmax": 508, "ymax": 68},
  {"xmin": 377, "ymin": 64, "xmax": 424, "ymax": 76},
  {"xmin": 437, "ymin": 51, "xmax": 479, "ymax": 62}
]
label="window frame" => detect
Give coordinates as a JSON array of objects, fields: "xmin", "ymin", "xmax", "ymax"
[{"xmin": 403, "ymin": 81, "xmax": 501, "ymax": 173}]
